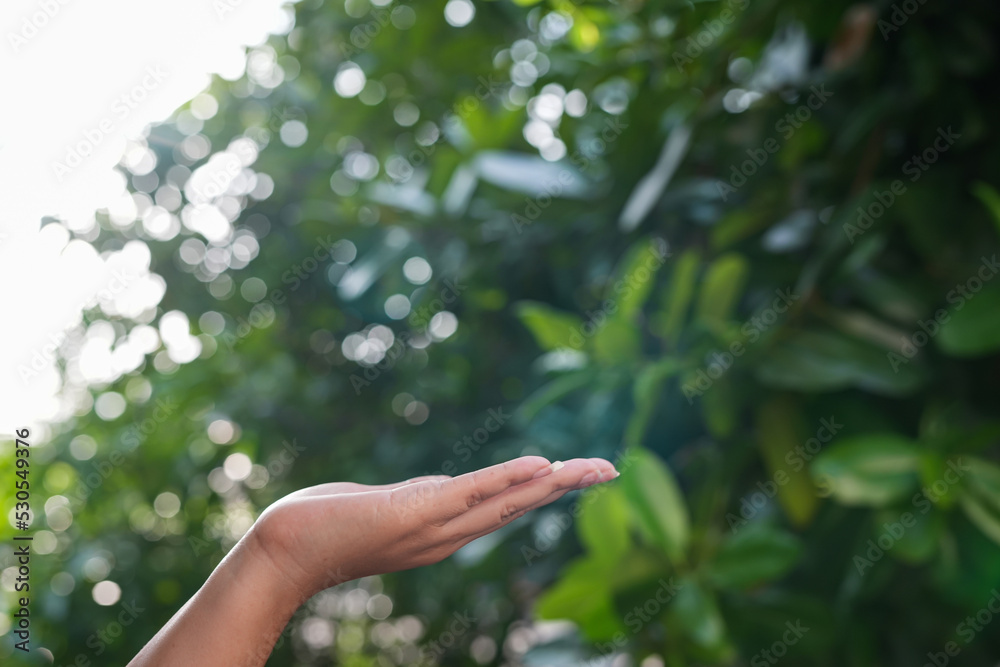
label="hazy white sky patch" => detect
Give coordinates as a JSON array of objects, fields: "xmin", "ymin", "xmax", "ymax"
[{"xmin": 0, "ymin": 0, "xmax": 296, "ymax": 436}]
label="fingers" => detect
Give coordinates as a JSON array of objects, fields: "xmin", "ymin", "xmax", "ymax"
[
  {"xmin": 442, "ymin": 457, "xmax": 617, "ymax": 539},
  {"xmin": 424, "ymin": 456, "xmax": 553, "ymax": 523}
]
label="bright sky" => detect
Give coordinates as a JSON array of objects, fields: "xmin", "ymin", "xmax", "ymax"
[{"xmin": 0, "ymin": 0, "xmax": 295, "ymax": 437}]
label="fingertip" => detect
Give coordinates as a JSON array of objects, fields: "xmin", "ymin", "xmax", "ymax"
[
  {"xmin": 531, "ymin": 460, "xmax": 563, "ymax": 479},
  {"xmin": 516, "ymin": 455, "xmax": 552, "ymax": 468}
]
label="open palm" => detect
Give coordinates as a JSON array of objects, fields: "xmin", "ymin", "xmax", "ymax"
[{"xmin": 251, "ymin": 455, "xmax": 618, "ymax": 603}]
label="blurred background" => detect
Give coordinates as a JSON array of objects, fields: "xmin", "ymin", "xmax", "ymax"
[{"xmin": 3, "ymin": 0, "xmax": 1000, "ymax": 665}]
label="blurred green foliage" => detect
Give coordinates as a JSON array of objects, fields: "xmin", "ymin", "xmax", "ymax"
[{"xmin": 4, "ymin": 0, "xmax": 1000, "ymax": 664}]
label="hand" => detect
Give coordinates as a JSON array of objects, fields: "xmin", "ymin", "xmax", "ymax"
[
  {"xmin": 250, "ymin": 455, "xmax": 619, "ymax": 604},
  {"xmin": 129, "ymin": 455, "xmax": 618, "ymax": 667}
]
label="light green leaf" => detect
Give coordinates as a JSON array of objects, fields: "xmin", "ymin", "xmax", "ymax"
[
  {"xmin": 937, "ymin": 285, "xmax": 1000, "ymax": 357},
  {"xmin": 607, "ymin": 238, "xmax": 670, "ymax": 320},
  {"xmin": 655, "ymin": 250, "xmax": 700, "ymax": 348},
  {"xmin": 591, "ymin": 317, "xmax": 640, "ymax": 365},
  {"xmin": 534, "ymin": 558, "xmax": 626, "ymax": 640},
  {"xmin": 695, "ymin": 253, "xmax": 748, "ymax": 329},
  {"xmin": 577, "ymin": 485, "xmax": 631, "ymax": 563},
  {"xmin": 667, "ymin": 578, "xmax": 727, "ymax": 649},
  {"xmin": 755, "ymin": 397, "xmax": 818, "ymax": 527},
  {"xmin": 972, "ymin": 181, "xmax": 1000, "ymax": 238},
  {"xmin": 960, "ymin": 492, "xmax": 1000, "ymax": 548},
  {"xmin": 701, "ymin": 375, "xmax": 737, "ymax": 439},
  {"xmin": 515, "ymin": 301, "xmax": 584, "ymax": 351},
  {"xmin": 811, "ymin": 434, "xmax": 921, "ymax": 506},
  {"xmin": 620, "ymin": 447, "xmax": 690, "ymax": 563},
  {"xmin": 875, "ymin": 509, "xmax": 943, "ymax": 564}
]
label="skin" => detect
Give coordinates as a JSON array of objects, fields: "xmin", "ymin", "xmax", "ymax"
[{"xmin": 128, "ymin": 455, "xmax": 618, "ymax": 666}]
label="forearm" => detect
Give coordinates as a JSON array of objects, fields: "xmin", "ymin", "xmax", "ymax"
[{"xmin": 128, "ymin": 528, "xmax": 304, "ymax": 666}]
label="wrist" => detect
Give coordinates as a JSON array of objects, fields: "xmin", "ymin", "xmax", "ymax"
[{"xmin": 248, "ymin": 503, "xmax": 355, "ymax": 607}]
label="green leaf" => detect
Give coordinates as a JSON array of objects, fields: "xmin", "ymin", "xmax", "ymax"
[
  {"xmin": 607, "ymin": 238, "xmax": 670, "ymax": 320},
  {"xmin": 937, "ymin": 285, "xmax": 1000, "ymax": 357},
  {"xmin": 966, "ymin": 458, "xmax": 1000, "ymax": 499},
  {"xmin": 755, "ymin": 397, "xmax": 818, "ymax": 527},
  {"xmin": 655, "ymin": 249, "xmax": 700, "ymax": 345},
  {"xmin": 701, "ymin": 375, "xmax": 737, "ymax": 439},
  {"xmin": 695, "ymin": 253, "xmax": 749, "ymax": 330},
  {"xmin": 711, "ymin": 209, "xmax": 771, "ymax": 250},
  {"xmin": 534, "ymin": 558, "xmax": 626, "ymax": 640},
  {"xmin": 577, "ymin": 485, "xmax": 631, "ymax": 563},
  {"xmin": 514, "ymin": 370, "xmax": 595, "ymax": 424},
  {"xmin": 707, "ymin": 526, "xmax": 802, "ymax": 589},
  {"xmin": 875, "ymin": 509, "xmax": 943, "ymax": 564},
  {"xmin": 960, "ymin": 492, "xmax": 1000, "ymax": 548},
  {"xmin": 569, "ymin": 13, "xmax": 601, "ymax": 52},
  {"xmin": 514, "ymin": 301, "xmax": 584, "ymax": 351},
  {"xmin": 624, "ymin": 358, "xmax": 681, "ymax": 447},
  {"xmin": 960, "ymin": 458, "xmax": 1000, "ymax": 548},
  {"xmin": 755, "ymin": 329, "xmax": 925, "ymax": 396},
  {"xmin": 811, "ymin": 434, "xmax": 921, "ymax": 506},
  {"xmin": 591, "ymin": 317, "xmax": 641, "ymax": 365},
  {"xmin": 972, "ymin": 181, "xmax": 1000, "ymax": 238},
  {"xmin": 620, "ymin": 447, "xmax": 690, "ymax": 563},
  {"xmin": 667, "ymin": 578, "xmax": 728, "ymax": 649}
]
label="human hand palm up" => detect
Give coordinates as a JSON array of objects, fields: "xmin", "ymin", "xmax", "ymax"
[{"xmin": 251, "ymin": 456, "xmax": 618, "ymax": 602}]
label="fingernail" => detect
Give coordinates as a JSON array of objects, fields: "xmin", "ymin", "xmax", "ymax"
[
  {"xmin": 579, "ymin": 471, "xmax": 600, "ymax": 487},
  {"xmin": 613, "ymin": 470, "xmax": 621, "ymax": 479},
  {"xmin": 532, "ymin": 461, "xmax": 563, "ymax": 479}
]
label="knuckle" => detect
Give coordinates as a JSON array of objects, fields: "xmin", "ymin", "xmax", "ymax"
[
  {"xmin": 466, "ymin": 490, "xmax": 485, "ymax": 508},
  {"xmin": 500, "ymin": 504, "xmax": 523, "ymax": 522}
]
